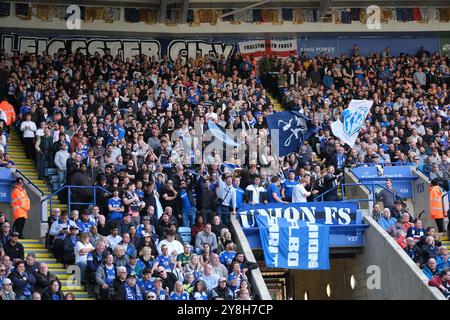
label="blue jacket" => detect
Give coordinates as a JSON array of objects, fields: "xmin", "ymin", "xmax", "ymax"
[
  {"xmin": 378, "ymin": 216, "xmax": 397, "ymax": 230},
  {"xmin": 423, "ymin": 266, "xmax": 441, "ymax": 280}
]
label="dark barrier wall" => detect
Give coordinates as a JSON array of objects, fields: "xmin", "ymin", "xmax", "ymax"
[{"xmin": 0, "ymin": 32, "xmax": 441, "ymax": 62}]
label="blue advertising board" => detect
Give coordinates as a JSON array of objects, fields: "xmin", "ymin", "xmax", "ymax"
[
  {"xmin": 256, "ymin": 215, "xmax": 330, "ymax": 270},
  {"xmin": 350, "ymin": 166, "xmax": 417, "ymax": 198},
  {"xmin": 239, "ymin": 202, "xmax": 367, "ymax": 249},
  {"xmin": 0, "ymin": 168, "xmax": 14, "ymax": 203}
]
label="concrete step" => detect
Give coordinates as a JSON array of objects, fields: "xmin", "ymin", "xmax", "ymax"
[
  {"xmin": 20, "ymin": 239, "xmax": 40, "ymax": 243},
  {"xmin": 62, "ymin": 286, "xmax": 85, "ymax": 291}
]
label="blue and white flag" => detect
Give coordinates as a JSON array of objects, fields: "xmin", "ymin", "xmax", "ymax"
[
  {"xmin": 266, "ymin": 111, "xmax": 316, "ymax": 157},
  {"xmin": 331, "ymin": 99, "xmax": 373, "ymax": 148},
  {"xmin": 207, "ymin": 121, "xmax": 241, "ymax": 147},
  {"xmin": 256, "ymin": 215, "xmax": 330, "ymax": 270}
]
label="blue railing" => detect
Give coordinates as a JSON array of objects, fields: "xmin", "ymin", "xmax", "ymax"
[
  {"xmin": 354, "ymin": 162, "xmax": 414, "ymax": 167},
  {"xmin": 40, "ymin": 185, "xmax": 112, "ymax": 223},
  {"xmin": 313, "ymin": 182, "xmax": 400, "ymax": 204}
]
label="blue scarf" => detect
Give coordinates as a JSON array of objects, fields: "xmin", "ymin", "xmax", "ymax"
[{"xmin": 125, "ymin": 283, "xmax": 143, "ymax": 300}]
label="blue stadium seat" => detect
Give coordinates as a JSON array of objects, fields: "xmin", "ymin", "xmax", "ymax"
[
  {"xmin": 46, "ymin": 168, "xmax": 57, "ymax": 176},
  {"xmin": 178, "ymin": 227, "xmax": 192, "ymax": 244}
]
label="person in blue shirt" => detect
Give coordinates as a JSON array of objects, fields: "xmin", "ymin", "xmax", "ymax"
[
  {"xmin": 151, "ymin": 278, "xmax": 167, "ymax": 300},
  {"xmin": 219, "ymin": 240, "xmax": 236, "ymax": 267},
  {"xmin": 436, "ymin": 247, "xmax": 450, "ymax": 270},
  {"xmin": 137, "ymin": 268, "xmax": 154, "ymax": 294},
  {"xmin": 108, "ymin": 189, "xmax": 124, "ymax": 222},
  {"xmin": 228, "ymin": 261, "xmax": 247, "ymax": 296},
  {"xmin": 169, "ymin": 281, "xmax": 189, "ymax": 300},
  {"xmin": 178, "ymin": 180, "xmax": 196, "ymax": 228},
  {"xmin": 115, "ymin": 119, "xmax": 126, "ymax": 140},
  {"xmin": 233, "ymin": 177, "xmax": 245, "ymax": 211},
  {"xmin": 378, "ymin": 208, "xmax": 397, "ymax": 231},
  {"xmin": 406, "ymin": 219, "xmax": 425, "ymax": 241},
  {"xmin": 267, "ymin": 176, "xmax": 286, "ymax": 203},
  {"xmin": 155, "ymin": 244, "xmax": 172, "ymax": 271},
  {"xmin": 281, "ymin": 171, "xmax": 299, "ymax": 202},
  {"xmin": 77, "ymin": 210, "xmax": 95, "ymax": 234}
]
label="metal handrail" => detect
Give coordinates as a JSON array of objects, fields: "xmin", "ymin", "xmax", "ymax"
[
  {"xmin": 354, "ymin": 162, "xmax": 415, "ymax": 167},
  {"xmin": 313, "ymin": 182, "xmax": 400, "ymax": 203},
  {"xmin": 442, "ymin": 191, "xmax": 449, "ymax": 218},
  {"xmin": 15, "ymin": 168, "xmax": 45, "ymax": 196},
  {"xmin": 40, "ymin": 185, "xmax": 112, "ymax": 223}
]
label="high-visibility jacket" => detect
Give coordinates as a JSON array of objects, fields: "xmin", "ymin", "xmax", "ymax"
[
  {"xmin": 429, "ymin": 185, "xmax": 444, "ymax": 220},
  {"xmin": 11, "ymin": 185, "xmax": 30, "ymax": 221},
  {"xmin": 0, "ymin": 100, "xmax": 16, "ymax": 126}
]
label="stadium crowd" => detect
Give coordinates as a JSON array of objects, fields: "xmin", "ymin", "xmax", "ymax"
[{"xmin": 0, "ymin": 42, "xmax": 448, "ymax": 299}]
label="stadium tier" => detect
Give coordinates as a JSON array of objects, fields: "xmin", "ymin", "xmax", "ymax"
[{"xmin": 0, "ymin": 0, "xmax": 449, "ymax": 302}]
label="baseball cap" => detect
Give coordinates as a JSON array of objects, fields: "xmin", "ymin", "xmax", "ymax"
[
  {"xmin": 126, "ymin": 273, "xmax": 137, "ymax": 279},
  {"xmin": 69, "ymin": 226, "xmax": 78, "ymax": 230},
  {"xmin": 143, "ymin": 232, "xmax": 151, "ymax": 238},
  {"xmin": 142, "ymin": 216, "xmax": 151, "ymax": 222},
  {"xmin": 224, "ymin": 240, "xmax": 234, "ymax": 247},
  {"xmin": 11, "ymin": 231, "xmax": 19, "ymax": 237},
  {"xmin": 218, "ymin": 277, "xmax": 227, "ymax": 283}
]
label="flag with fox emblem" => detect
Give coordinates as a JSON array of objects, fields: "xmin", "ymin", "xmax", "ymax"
[{"xmin": 331, "ymin": 99, "xmax": 373, "ymax": 147}]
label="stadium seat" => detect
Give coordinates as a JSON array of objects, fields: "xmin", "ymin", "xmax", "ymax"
[{"xmin": 178, "ymin": 227, "xmax": 192, "ymax": 244}]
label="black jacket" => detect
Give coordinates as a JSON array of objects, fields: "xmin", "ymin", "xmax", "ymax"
[
  {"xmin": 9, "ymin": 270, "xmax": 36, "ymax": 297},
  {"xmin": 4, "ymin": 241, "xmax": 24, "ymax": 261},
  {"xmin": 209, "ymin": 285, "xmax": 234, "ymax": 300},
  {"xmin": 322, "ymin": 174, "xmax": 339, "ymax": 200},
  {"xmin": 35, "ymin": 271, "xmax": 60, "ymax": 294},
  {"xmin": 42, "ymin": 289, "xmax": 65, "ymax": 300},
  {"xmin": 160, "ymin": 272, "xmax": 178, "ymax": 292},
  {"xmin": 63, "ymin": 235, "xmax": 77, "ymax": 264},
  {"xmin": 200, "ymin": 188, "xmax": 216, "ymax": 212}
]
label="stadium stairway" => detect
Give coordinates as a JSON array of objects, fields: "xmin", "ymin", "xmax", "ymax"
[
  {"xmin": 8, "ymin": 131, "xmax": 67, "ymax": 220},
  {"xmin": 267, "ymin": 92, "xmax": 284, "ymax": 112},
  {"xmin": 21, "ymin": 239, "xmax": 94, "ymax": 300}
]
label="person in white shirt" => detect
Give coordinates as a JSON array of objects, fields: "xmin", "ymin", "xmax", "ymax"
[
  {"xmin": 20, "ymin": 113, "xmax": 37, "ymax": 159},
  {"xmin": 75, "ymin": 232, "xmax": 95, "ymax": 282},
  {"xmin": 106, "ymin": 226, "xmax": 122, "ymax": 250},
  {"xmin": 245, "ymin": 175, "xmax": 267, "ymax": 204},
  {"xmin": 157, "ymin": 230, "xmax": 184, "ymax": 256},
  {"xmin": 54, "ymin": 144, "xmax": 71, "ymax": 187},
  {"xmin": 292, "ymin": 174, "xmax": 318, "ymax": 203}
]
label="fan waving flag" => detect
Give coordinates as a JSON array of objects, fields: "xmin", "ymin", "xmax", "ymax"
[
  {"xmin": 331, "ymin": 99, "xmax": 373, "ymax": 148},
  {"xmin": 266, "ymin": 111, "xmax": 317, "ymax": 156}
]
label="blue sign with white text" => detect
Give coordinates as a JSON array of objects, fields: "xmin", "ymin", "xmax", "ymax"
[
  {"xmin": 0, "ymin": 168, "xmax": 14, "ymax": 203},
  {"xmin": 239, "ymin": 202, "xmax": 367, "ymax": 249},
  {"xmin": 256, "ymin": 215, "xmax": 330, "ymax": 270},
  {"xmin": 351, "ymin": 166, "xmax": 417, "ymax": 198}
]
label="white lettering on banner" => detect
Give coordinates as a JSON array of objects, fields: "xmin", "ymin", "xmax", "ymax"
[
  {"xmin": 308, "ymin": 223, "xmax": 319, "ymax": 269},
  {"xmin": 287, "ymin": 219, "xmax": 300, "ymax": 267},
  {"xmin": 239, "ymin": 205, "xmax": 354, "ymax": 228},
  {"xmin": 267, "ymin": 217, "xmax": 279, "ymax": 267},
  {"xmin": 1, "ymin": 35, "xmax": 161, "ymax": 60},
  {"xmin": 167, "ymin": 40, "xmax": 235, "ymax": 65}
]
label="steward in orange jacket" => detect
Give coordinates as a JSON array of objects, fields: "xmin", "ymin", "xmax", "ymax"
[
  {"xmin": 429, "ymin": 179, "xmax": 445, "ymax": 232},
  {"xmin": 11, "ymin": 178, "xmax": 30, "ymax": 238},
  {"xmin": 0, "ymin": 99, "xmax": 16, "ymax": 126}
]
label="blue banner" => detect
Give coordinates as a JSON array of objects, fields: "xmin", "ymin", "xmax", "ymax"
[
  {"xmin": 351, "ymin": 166, "xmax": 416, "ymax": 198},
  {"xmin": 239, "ymin": 201, "xmax": 359, "ymax": 228},
  {"xmin": 256, "ymin": 215, "xmax": 330, "ymax": 270},
  {"xmin": 266, "ymin": 111, "xmax": 316, "ymax": 156},
  {"xmin": 0, "ymin": 168, "xmax": 14, "ymax": 203}
]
